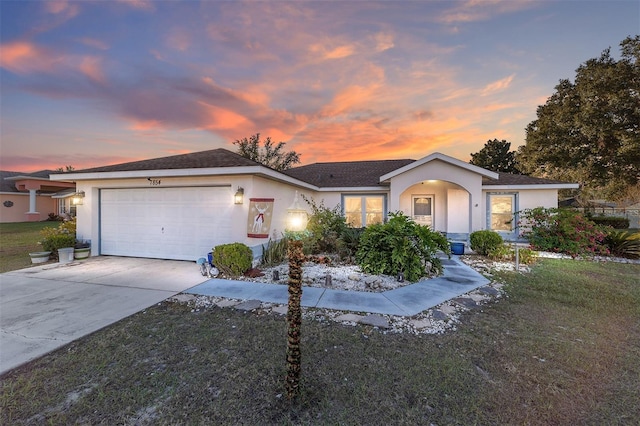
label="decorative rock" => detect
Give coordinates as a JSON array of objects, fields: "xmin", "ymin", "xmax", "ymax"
[
  {"xmin": 235, "ymin": 299, "xmax": 262, "ymax": 311},
  {"xmin": 439, "ymin": 304, "xmax": 458, "ymax": 315},
  {"xmin": 453, "ymin": 297, "xmax": 477, "ymax": 308},
  {"xmin": 215, "ymin": 299, "xmax": 239, "ymax": 308},
  {"xmin": 359, "ymin": 314, "xmax": 390, "ymax": 328},
  {"xmin": 478, "ymin": 286, "xmax": 500, "ymax": 296},
  {"xmin": 431, "ymin": 310, "xmax": 449, "ymax": 321},
  {"xmin": 348, "ymin": 273, "xmax": 361, "ymax": 281},
  {"xmin": 335, "ymin": 313, "xmax": 363, "ymax": 323},
  {"xmin": 410, "ymin": 319, "xmax": 433, "ymax": 329},
  {"xmin": 172, "ymin": 294, "xmax": 196, "ymax": 303},
  {"xmin": 469, "ymin": 293, "xmax": 489, "ymax": 303},
  {"xmin": 271, "ymin": 305, "xmax": 288, "ymax": 315}
]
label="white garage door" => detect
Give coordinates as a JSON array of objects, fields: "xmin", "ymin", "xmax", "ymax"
[{"xmin": 100, "ymin": 187, "xmax": 234, "ymax": 261}]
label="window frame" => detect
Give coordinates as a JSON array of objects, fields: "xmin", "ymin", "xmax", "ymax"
[
  {"xmin": 341, "ymin": 194, "xmax": 387, "ymax": 227},
  {"xmin": 486, "ymin": 192, "xmax": 518, "ymax": 237}
]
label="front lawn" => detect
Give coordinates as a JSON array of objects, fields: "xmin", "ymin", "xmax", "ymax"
[
  {"xmin": 1, "ymin": 258, "xmax": 638, "ymax": 424},
  {"xmin": 0, "ymin": 222, "xmax": 58, "ymax": 273}
]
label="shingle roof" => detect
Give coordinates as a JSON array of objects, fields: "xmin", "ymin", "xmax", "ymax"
[
  {"xmin": 283, "ymin": 159, "xmax": 415, "ymax": 187},
  {"xmin": 484, "ymin": 173, "xmax": 574, "ymax": 186},
  {"xmin": 71, "ymin": 148, "xmax": 261, "ymax": 173},
  {"xmin": 0, "ymin": 170, "xmax": 58, "ymax": 192}
]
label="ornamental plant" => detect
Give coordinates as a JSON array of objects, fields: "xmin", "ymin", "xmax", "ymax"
[
  {"xmin": 40, "ymin": 218, "xmax": 77, "ymax": 259},
  {"xmin": 212, "ymin": 243, "xmax": 253, "ymax": 277},
  {"xmin": 301, "ymin": 195, "xmax": 348, "ymax": 254},
  {"xmin": 469, "ymin": 230, "xmax": 503, "ymax": 256},
  {"xmin": 356, "ymin": 212, "xmax": 450, "ymax": 282},
  {"xmin": 519, "ymin": 207, "xmax": 609, "ymax": 257}
]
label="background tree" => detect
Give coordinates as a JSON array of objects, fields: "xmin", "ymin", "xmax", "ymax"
[
  {"xmin": 55, "ymin": 166, "xmax": 75, "ymax": 172},
  {"xmin": 469, "ymin": 139, "xmax": 520, "ymax": 173},
  {"xmin": 517, "ymin": 36, "xmax": 640, "ymax": 200},
  {"xmin": 233, "ymin": 133, "xmax": 301, "ymax": 171}
]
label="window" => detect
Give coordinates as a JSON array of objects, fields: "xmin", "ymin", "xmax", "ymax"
[
  {"xmin": 488, "ymin": 193, "xmax": 517, "ymax": 233},
  {"xmin": 412, "ymin": 195, "xmax": 434, "ymax": 227},
  {"xmin": 343, "ymin": 195, "xmax": 385, "ymax": 227}
]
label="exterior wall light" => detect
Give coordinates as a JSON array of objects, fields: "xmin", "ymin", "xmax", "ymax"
[
  {"xmin": 234, "ymin": 187, "xmax": 244, "ymax": 204},
  {"xmin": 285, "ymin": 191, "xmax": 308, "ymax": 232},
  {"xmin": 71, "ymin": 191, "xmax": 85, "ymax": 206}
]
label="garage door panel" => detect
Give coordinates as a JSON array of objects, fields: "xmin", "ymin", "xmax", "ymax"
[{"xmin": 100, "ymin": 187, "xmax": 234, "ymax": 261}]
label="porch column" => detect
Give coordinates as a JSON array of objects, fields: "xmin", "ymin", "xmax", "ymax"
[
  {"xmin": 25, "ymin": 189, "xmax": 40, "ymax": 221},
  {"xmin": 28, "ymin": 189, "xmax": 37, "ymax": 213}
]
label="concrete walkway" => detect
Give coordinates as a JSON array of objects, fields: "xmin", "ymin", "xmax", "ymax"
[{"xmin": 186, "ymin": 256, "xmax": 490, "ymax": 316}]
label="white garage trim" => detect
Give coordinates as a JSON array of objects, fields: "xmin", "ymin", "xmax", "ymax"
[{"xmin": 100, "ymin": 186, "xmax": 234, "ymax": 261}]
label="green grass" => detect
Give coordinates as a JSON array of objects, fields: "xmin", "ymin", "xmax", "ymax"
[
  {"xmin": 0, "ymin": 222, "xmax": 59, "ymax": 273},
  {"xmin": 1, "ymin": 258, "xmax": 638, "ymax": 424}
]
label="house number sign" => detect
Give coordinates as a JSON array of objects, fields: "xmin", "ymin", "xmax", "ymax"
[{"xmin": 147, "ymin": 178, "xmax": 161, "ymax": 186}]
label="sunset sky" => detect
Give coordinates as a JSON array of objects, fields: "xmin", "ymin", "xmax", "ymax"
[{"xmin": 1, "ymin": 0, "xmax": 638, "ymax": 172}]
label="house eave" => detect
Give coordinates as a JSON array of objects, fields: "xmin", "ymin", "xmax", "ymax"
[
  {"xmin": 483, "ymin": 184, "xmax": 579, "ymax": 190},
  {"xmin": 316, "ymin": 186, "xmax": 390, "ymax": 192},
  {"xmin": 50, "ymin": 166, "xmax": 319, "ymax": 191}
]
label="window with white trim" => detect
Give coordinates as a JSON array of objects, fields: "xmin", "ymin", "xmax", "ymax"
[
  {"xmin": 487, "ymin": 193, "xmax": 517, "ymax": 233},
  {"xmin": 343, "ymin": 195, "xmax": 386, "ymax": 227}
]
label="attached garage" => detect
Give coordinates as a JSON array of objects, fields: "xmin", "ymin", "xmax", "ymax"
[{"xmin": 100, "ymin": 186, "xmax": 234, "ymax": 261}]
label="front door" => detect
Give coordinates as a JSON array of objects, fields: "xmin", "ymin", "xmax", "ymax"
[{"xmin": 412, "ymin": 195, "xmax": 434, "ymax": 228}]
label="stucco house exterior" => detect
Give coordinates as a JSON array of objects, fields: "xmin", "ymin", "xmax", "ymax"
[
  {"xmin": 0, "ymin": 170, "xmax": 76, "ymax": 223},
  {"xmin": 50, "ymin": 148, "xmax": 578, "ymax": 261}
]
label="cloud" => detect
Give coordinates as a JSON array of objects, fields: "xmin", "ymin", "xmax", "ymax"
[
  {"xmin": 79, "ymin": 56, "xmax": 107, "ymax": 84},
  {"xmin": 44, "ymin": 0, "xmax": 79, "ymax": 19},
  {"xmin": 481, "ymin": 74, "xmax": 516, "ymax": 96},
  {"xmin": 116, "ymin": 0, "xmax": 156, "ymax": 12},
  {"xmin": 0, "ymin": 41, "xmax": 60, "ymax": 74},
  {"xmin": 438, "ymin": 0, "xmax": 537, "ymax": 24}
]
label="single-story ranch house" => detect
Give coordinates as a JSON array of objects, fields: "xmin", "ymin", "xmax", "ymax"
[
  {"xmin": 50, "ymin": 148, "xmax": 578, "ymax": 261},
  {"xmin": 0, "ymin": 170, "xmax": 76, "ymax": 223}
]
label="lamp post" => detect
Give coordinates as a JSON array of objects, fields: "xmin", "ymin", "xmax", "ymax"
[{"xmin": 285, "ymin": 191, "xmax": 308, "ymax": 400}]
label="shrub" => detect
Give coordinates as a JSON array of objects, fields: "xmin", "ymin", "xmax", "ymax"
[
  {"xmin": 519, "ymin": 207, "xmax": 609, "ymax": 257},
  {"xmin": 589, "ymin": 216, "xmax": 630, "ymax": 229},
  {"xmin": 337, "ymin": 227, "xmax": 364, "ymax": 262},
  {"xmin": 260, "ymin": 237, "xmax": 289, "ymax": 267},
  {"xmin": 604, "ymin": 230, "xmax": 640, "ymax": 259},
  {"xmin": 212, "ymin": 243, "xmax": 253, "ymax": 277},
  {"xmin": 470, "ymin": 230, "xmax": 503, "ymax": 256},
  {"xmin": 355, "ymin": 212, "xmax": 450, "ymax": 282},
  {"xmin": 488, "ymin": 244, "xmax": 538, "ymax": 265},
  {"xmin": 302, "ymin": 195, "xmax": 348, "ymax": 254},
  {"xmin": 40, "ymin": 219, "xmax": 76, "ymax": 258}
]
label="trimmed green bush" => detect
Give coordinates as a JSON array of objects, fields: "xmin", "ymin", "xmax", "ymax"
[
  {"xmin": 470, "ymin": 230, "xmax": 503, "ymax": 256},
  {"xmin": 355, "ymin": 212, "xmax": 450, "ymax": 282},
  {"xmin": 212, "ymin": 243, "xmax": 253, "ymax": 277}
]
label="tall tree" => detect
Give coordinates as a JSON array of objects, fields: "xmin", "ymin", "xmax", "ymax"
[
  {"xmin": 469, "ymin": 139, "xmax": 520, "ymax": 173},
  {"xmin": 233, "ymin": 133, "xmax": 301, "ymax": 171},
  {"xmin": 517, "ymin": 36, "xmax": 640, "ymax": 199}
]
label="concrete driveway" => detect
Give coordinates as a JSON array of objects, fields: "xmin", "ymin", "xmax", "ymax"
[{"xmin": 0, "ymin": 256, "xmax": 206, "ymax": 375}]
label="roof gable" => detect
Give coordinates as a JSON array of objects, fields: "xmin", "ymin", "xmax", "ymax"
[{"xmin": 379, "ymin": 152, "xmax": 499, "ymax": 182}]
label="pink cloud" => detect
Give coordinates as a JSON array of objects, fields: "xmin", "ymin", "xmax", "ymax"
[
  {"xmin": 79, "ymin": 56, "xmax": 106, "ymax": 84},
  {"xmin": 0, "ymin": 41, "xmax": 60, "ymax": 74}
]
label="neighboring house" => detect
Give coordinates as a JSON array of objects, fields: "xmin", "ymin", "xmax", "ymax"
[
  {"xmin": 0, "ymin": 170, "xmax": 76, "ymax": 223},
  {"xmin": 49, "ymin": 148, "xmax": 578, "ymax": 261}
]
